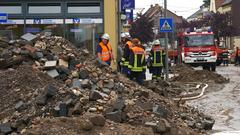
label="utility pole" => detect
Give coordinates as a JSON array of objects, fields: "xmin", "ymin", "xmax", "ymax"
[{"xmin": 164, "ymin": 0, "xmax": 169, "ymax": 80}]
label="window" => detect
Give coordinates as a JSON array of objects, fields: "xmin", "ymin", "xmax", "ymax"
[
  {"xmin": 184, "ymin": 35, "xmax": 214, "ymax": 47},
  {"xmin": 0, "ymin": 4, "xmax": 22, "ymax": 14},
  {"xmin": 67, "ymin": 3, "xmax": 100, "ymax": 13},
  {"xmin": 28, "ymin": 3, "xmax": 61, "ymax": 14}
]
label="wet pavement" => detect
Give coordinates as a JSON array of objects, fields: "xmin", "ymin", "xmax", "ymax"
[{"xmin": 187, "ymin": 65, "xmax": 240, "ymax": 133}]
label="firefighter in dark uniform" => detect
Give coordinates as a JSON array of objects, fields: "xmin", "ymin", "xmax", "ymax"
[
  {"xmin": 149, "ymin": 40, "xmax": 165, "ymax": 80},
  {"xmin": 121, "ymin": 33, "xmax": 133, "ymax": 76},
  {"xmin": 128, "ymin": 38, "xmax": 146, "ymax": 84}
]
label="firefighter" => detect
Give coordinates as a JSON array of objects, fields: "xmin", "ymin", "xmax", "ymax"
[
  {"xmin": 149, "ymin": 40, "xmax": 165, "ymax": 79},
  {"xmin": 128, "ymin": 38, "xmax": 146, "ymax": 84},
  {"xmin": 97, "ymin": 33, "xmax": 115, "ymax": 65},
  {"xmin": 121, "ymin": 33, "xmax": 133, "ymax": 76},
  {"xmin": 222, "ymin": 50, "xmax": 229, "ymax": 66}
]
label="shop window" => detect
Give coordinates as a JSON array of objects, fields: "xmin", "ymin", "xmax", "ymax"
[
  {"xmin": 28, "ymin": 3, "xmax": 61, "ymax": 14},
  {"xmin": 0, "ymin": 4, "xmax": 22, "ymax": 14},
  {"xmin": 67, "ymin": 3, "xmax": 100, "ymax": 13}
]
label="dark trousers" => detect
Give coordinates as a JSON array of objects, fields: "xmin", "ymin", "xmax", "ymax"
[
  {"xmin": 130, "ymin": 71, "xmax": 144, "ymax": 85},
  {"xmin": 150, "ymin": 66, "xmax": 163, "ymax": 79},
  {"xmin": 122, "ymin": 66, "xmax": 130, "ymax": 77}
]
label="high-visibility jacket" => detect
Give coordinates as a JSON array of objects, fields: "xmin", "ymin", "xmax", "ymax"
[
  {"xmin": 128, "ymin": 46, "xmax": 146, "ymax": 72},
  {"xmin": 150, "ymin": 45, "xmax": 165, "ymax": 67},
  {"xmin": 99, "ymin": 42, "xmax": 112, "ymax": 62},
  {"xmin": 121, "ymin": 41, "xmax": 133, "ymax": 66}
]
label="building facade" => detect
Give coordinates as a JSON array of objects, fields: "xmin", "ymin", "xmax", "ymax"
[{"xmin": 0, "ymin": 0, "xmax": 119, "ymax": 57}]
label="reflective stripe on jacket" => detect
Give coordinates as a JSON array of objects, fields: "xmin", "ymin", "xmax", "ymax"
[{"xmin": 122, "ymin": 41, "xmax": 133, "ymax": 66}]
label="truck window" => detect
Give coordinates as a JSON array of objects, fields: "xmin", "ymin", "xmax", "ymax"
[{"xmin": 184, "ymin": 35, "xmax": 214, "ymax": 47}]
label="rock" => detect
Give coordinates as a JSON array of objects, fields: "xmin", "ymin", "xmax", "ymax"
[
  {"xmin": 80, "ymin": 119, "xmax": 93, "ymax": 131},
  {"xmin": 187, "ymin": 121, "xmax": 195, "ymax": 128},
  {"xmin": 44, "ymin": 61, "xmax": 57, "ymax": 68},
  {"xmin": 58, "ymin": 59, "xmax": 68, "ymax": 68},
  {"xmin": 36, "ymin": 95, "xmax": 47, "ymax": 106},
  {"xmin": 47, "ymin": 69, "xmax": 59, "ymax": 78},
  {"xmin": 145, "ymin": 122, "xmax": 158, "ymax": 127},
  {"xmin": 72, "ymin": 102, "xmax": 83, "ymax": 115},
  {"xmin": 0, "ymin": 123, "xmax": 12, "ymax": 134},
  {"xmin": 71, "ymin": 71, "xmax": 79, "ymax": 78},
  {"xmin": 102, "ymin": 88, "xmax": 110, "ymax": 94},
  {"xmin": 180, "ymin": 113, "xmax": 187, "ymax": 120},
  {"xmin": 137, "ymin": 101, "xmax": 153, "ymax": 111},
  {"xmin": 156, "ymin": 119, "xmax": 171, "ymax": 133},
  {"xmin": 79, "ymin": 70, "xmax": 89, "ymax": 79},
  {"xmin": 195, "ymin": 123, "xmax": 203, "ymax": 130},
  {"xmin": 89, "ymin": 108, "xmax": 97, "ymax": 112},
  {"xmin": 104, "ymin": 81, "xmax": 115, "ymax": 89},
  {"xmin": 89, "ymin": 90, "xmax": 103, "ymax": 101},
  {"xmin": 105, "ymin": 110, "xmax": 122, "ymax": 123},
  {"xmin": 89, "ymin": 114, "xmax": 106, "ymax": 126},
  {"xmin": 97, "ymin": 106, "xmax": 104, "ymax": 111},
  {"xmin": 35, "ymin": 51, "xmax": 44, "ymax": 59},
  {"xmin": 65, "ymin": 98, "xmax": 73, "ymax": 106},
  {"xmin": 59, "ymin": 103, "xmax": 67, "ymax": 117},
  {"xmin": 152, "ymin": 105, "xmax": 169, "ymax": 118},
  {"xmin": 113, "ymin": 97, "xmax": 125, "ymax": 111},
  {"xmin": 21, "ymin": 33, "xmax": 37, "ymax": 41},
  {"xmin": 72, "ymin": 79, "xmax": 81, "ymax": 89},
  {"xmin": 202, "ymin": 118, "xmax": 215, "ymax": 130},
  {"xmin": 80, "ymin": 97, "xmax": 89, "ymax": 105},
  {"xmin": 15, "ymin": 101, "xmax": 25, "ymax": 111},
  {"xmin": 44, "ymin": 84, "xmax": 57, "ymax": 98},
  {"xmin": 81, "ymin": 79, "xmax": 91, "ymax": 89}
]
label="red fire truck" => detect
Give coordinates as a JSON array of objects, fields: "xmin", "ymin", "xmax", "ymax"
[{"xmin": 176, "ymin": 28, "xmax": 217, "ymax": 71}]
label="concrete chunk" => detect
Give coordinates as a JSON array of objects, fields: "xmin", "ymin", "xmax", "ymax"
[
  {"xmin": 44, "ymin": 61, "xmax": 57, "ymax": 68},
  {"xmin": 21, "ymin": 33, "xmax": 37, "ymax": 41},
  {"xmin": 47, "ymin": 69, "xmax": 59, "ymax": 78}
]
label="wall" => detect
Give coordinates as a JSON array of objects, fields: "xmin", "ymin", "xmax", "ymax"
[{"xmin": 104, "ymin": 0, "xmax": 119, "ymax": 68}]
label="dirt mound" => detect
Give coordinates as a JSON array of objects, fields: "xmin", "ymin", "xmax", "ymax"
[{"xmin": 170, "ymin": 64, "xmax": 229, "ymax": 83}]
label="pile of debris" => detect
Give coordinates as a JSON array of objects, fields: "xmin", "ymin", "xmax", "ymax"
[
  {"xmin": 0, "ymin": 35, "xmax": 214, "ymax": 135},
  {"xmin": 170, "ymin": 64, "xmax": 229, "ymax": 84}
]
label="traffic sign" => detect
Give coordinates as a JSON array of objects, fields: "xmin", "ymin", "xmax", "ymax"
[
  {"xmin": 0, "ymin": 13, "xmax": 8, "ymax": 23},
  {"xmin": 121, "ymin": 0, "xmax": 135, "ymax": 10},
  {"xmin": 160, "ymin": 18, "xmax": 173, "ymax": 32}
]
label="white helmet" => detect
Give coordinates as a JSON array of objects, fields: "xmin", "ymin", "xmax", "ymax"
[
  {"xmin": 153, "ymin": 40, "xmax": 160, "ymax": 45},
  {"xmin": 101, "ymin": 33, "xmax": 110, "ymax": 40},
  {"xmin": 125, "ymin": 32, "xmax": 131, "ymax": 38},
  {"xmin": 121, "ymin": 33, "xmax": 126, "ymax": 38}
]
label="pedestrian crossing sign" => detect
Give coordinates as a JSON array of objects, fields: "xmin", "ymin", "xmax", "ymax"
[{"xmin": 160, "ymin": 18, "xmax": 173, "ymax": 32}]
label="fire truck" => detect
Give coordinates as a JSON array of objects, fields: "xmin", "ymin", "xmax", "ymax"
[{"xmin": 175, "ymin": 28, "xmax": 217, "ymax": 71}]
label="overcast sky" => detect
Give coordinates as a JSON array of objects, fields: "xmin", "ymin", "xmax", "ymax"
[{"xmin": 135, "ymin": 0, "xmax": 204, "ymax": 18}]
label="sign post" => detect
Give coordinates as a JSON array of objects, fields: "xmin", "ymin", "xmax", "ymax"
[{"xmin": 159, "ymin": 0, "xmax": 173, "ymax": 80}]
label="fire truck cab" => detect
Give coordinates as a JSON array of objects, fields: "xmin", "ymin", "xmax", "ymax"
[{"xmin": 178, "ymin": 28, "xmax": 217, "ymax": 71}]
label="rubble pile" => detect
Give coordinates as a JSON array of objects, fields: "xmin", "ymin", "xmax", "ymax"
[
  {"xmin": 0, "ymin": 35, "xmax": 214, "ymax": 135},
  {"xmin": 170, "ymin": 64, "xmax": 229, "ymax": 83}
]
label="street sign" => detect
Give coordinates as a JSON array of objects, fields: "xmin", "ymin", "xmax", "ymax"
[
  {"xmin": 160, "ymin": 18, "xmax": 173, "ymax": 33},
  {"xmin": 0, "ymin": 13, "xmax": 8, "ymax": 23},
  {"xmin": 121, "ymin": 0, "xmax": 135, "ymax": 10}
]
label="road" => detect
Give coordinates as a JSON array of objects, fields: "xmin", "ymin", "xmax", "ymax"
[{"xmin": 187, "ymin": 65, "xmax": 240, "ymax": 133}]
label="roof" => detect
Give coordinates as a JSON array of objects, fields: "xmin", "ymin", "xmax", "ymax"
[{"xmin": 221, "ymin": 0, "xmax": 232, "ymax": 6}]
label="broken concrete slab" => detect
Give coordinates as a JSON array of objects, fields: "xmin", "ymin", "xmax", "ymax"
[
  {"xmin": 47, "ymin": 69, "xmax": 59, "ymax": 78},
  {"xmin": 15, "ymin": 101, "xmax": 25, "ymax": 111},
  {"xmin": 21, "ymin": 33, "xmax": 37, "ymax": 41},
  {"xmin": 44, "ymin": 61, "xmax": 57, "ymax": 68}
]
